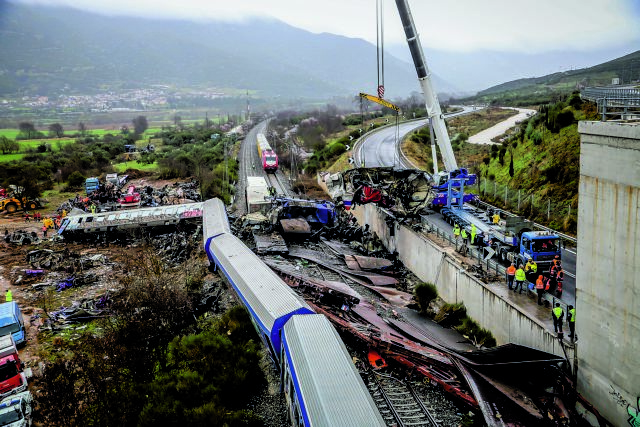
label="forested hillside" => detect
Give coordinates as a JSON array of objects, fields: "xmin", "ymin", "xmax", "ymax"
[
  {"xmin": 457, "ymin": 50, "xmax": 640, "ymax": 106},
  {"xmin": 473, "ymin": 93, "xmax": 598, "ymax": 234}
]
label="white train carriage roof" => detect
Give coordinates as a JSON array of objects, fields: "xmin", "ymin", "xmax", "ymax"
[
  {"xmin": 203, "ymin": 198, "xmax": 231, "ymax": 260},
  {"xmin": 209, "ymin": 233, "xmax": 313, "ymax": 352},
  {"xmin": 60, "ymin": 202, "xmax": 203, "ymax": 235},
  {"xmin": 203, "ymin": 198, "xmax": 230, "ymax": 238},
  {"xmin": 282, "ymin": 315, "xmax": 386, "ymax": 427}
]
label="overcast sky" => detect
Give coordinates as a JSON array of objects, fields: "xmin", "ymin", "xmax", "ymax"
[{"xmin": 14, "ymin": 0, "xmax": 640, "ymax": 54}]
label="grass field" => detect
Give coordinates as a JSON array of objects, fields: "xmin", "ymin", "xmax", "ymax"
[
  {"xmin": 0, "ymin": 127, "xmax": 162, "ymax": 139},
  {"xmin": 112, "ymin": 161, "xmax": 159, "ymax": 173},
  {"xmin": 0, "ymin": 153, "xmax": 26, "ymax": 162}
]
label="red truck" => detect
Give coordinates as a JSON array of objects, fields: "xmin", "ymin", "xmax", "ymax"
[{"xmin": 0, "ymin": 335, "xmax": 27, "ymax": 399}]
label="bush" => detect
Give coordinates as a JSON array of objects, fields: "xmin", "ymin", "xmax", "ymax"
[
  {"xmin": 434, "ymin": 303, "xmax": 467, "ymax": 326},
  {"xmin": 414, "ymin": 282, "xmax": 438, "ymax": 313},
  {"xmin": 455, "ymin": 317, "xmax": 497, "ymax": 348},
  {"xmin": 66, "ymin": 171, "xmax": 86, "ymax": 188}
]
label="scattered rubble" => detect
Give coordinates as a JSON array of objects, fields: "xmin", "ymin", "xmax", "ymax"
[
  {"xmin": 5, "ymin": 230, "xmax": 40, "ymax": 246},
  {"xmin": 322, "ymin": 167, "xmax": 436, "ymax": 216}
]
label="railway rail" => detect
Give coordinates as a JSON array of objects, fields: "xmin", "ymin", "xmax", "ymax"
[
  {"xmin": 363, "ymin": 370, "xmax": 441, "ymax": 427},
  {"xmin": 266, "ymin": 172, "xmax": 290, "ymax": 197}
]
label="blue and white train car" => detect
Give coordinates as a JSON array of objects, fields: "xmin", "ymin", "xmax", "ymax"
[
  {"xmin": 282, "ymin": 315, "xmax": 386, "ymax": 427},
  {"xmin": 203, "ymin": 198, "xmax": 231, "ymax": 252},
  {"xmin": 207, "ymin": 231, "xmax": 313, "ymax": 357}
]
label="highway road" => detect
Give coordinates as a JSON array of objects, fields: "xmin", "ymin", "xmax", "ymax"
[
  {"xmin": 354, "ymin": 105, "xmax": 480, "ymax": 168},
  {"xmin": 353, "ymin": 106, "xmax": 577, "ymax": 305}
]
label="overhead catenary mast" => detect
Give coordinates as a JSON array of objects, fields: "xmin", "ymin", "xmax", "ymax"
[{"xmin": 394, "ymin": 0, "xmax": 458, "ymax": 172}]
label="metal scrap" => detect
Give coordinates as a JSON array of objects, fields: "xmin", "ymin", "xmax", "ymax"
[
  {"xmin": 4, "ymin": 230, "xmax": 40, "ymax": 246},
  {"xmin": 253, "ymin": 233, "xmax": 288, "ymax": 254},
  {"xmin": 324, "ymin": 167, "xmax": 436, "ymax": 217}
]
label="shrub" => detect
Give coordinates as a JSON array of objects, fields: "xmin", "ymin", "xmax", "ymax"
[
  {"xmin": 455, "ymin": 317, "xmax": 497, "ymax": 348},
  {"xmin": 414, "ymin": 282, "xmax": 438, "ymax": 313},
  {"xmin": 66, "ymin": 171, "xmax": 86, "ymax": 188}
]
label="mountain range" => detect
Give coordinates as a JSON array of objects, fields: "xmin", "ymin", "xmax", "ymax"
[{"xmin": 0, "ymin": 1, "xmax": 459, "ymax": 100}]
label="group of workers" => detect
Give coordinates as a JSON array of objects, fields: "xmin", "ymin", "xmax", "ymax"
[
  {"xmin": 24, "ymin": 209, "xmax": 67, "ymax": 237},
  {"xmin": 453, "ymin": 223, "xmax": 477, "ymax": 246},
  {"xmin": 505, "ymin": 256, "xmax": 575, "ymax": 341}
]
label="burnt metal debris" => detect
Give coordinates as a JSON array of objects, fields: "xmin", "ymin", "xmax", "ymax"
[
  {"xmin": 5, "ymin": 230, "xmax": 40, "ymax": 246},
  {"xmin": 323, "ymin": 167, "xmax": 436, "ymax": 216},
  {"xmin": 60, "ymin": 180, "xmax": 202, "ymax": 214}
]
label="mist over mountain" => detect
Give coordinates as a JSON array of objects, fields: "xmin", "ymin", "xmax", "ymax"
[
  {"xmin": 0, "ymin": 1, "xmax": 458, "ymax": 101},
  {"xmin": 389, "ymin": 42, "xmax": 640, "ymax": 92}
]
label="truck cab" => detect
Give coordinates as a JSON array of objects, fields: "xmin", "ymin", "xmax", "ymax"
[
  {"xmin": 85, "ymin": 177, "xmax": 100, "ymax": 195},
  {"xmin": 0, "ymin": 336, "xmax": 27, "ymax": 400},
  {"xmin": 520, "ymin": 231, "xmax": 561, "ymax": 269},
  {"xmin": 0, "ymin": 391, "xmax": 32, "ymax": 426},
  {"xmin": 0, "ymin": 303, "xmax": 26, "ymax": 347}
]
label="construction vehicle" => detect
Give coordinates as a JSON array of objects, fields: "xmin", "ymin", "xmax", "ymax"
[
  {"xmin": 440, "ymin": 180, "xmax": 561, "ymax": 269},
  {"xmin": 85, "ymin": 177, "xmax": 100, "ymax": 195},
  {"xmin": 0, "ymin": 335, "xmax": 27, "ymax": 400},
  {"xmin": 0, "ymin": 197, "xmax": 42, "ymax": 214}
]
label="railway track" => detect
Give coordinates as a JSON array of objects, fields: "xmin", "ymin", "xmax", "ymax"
[
  {"xmin": 266, "ymin": 172, "xmax": 290, "ymax": 197},
  {"xmin": 363, "ymin": 371, "xmax": 440, "ymax": 427}
]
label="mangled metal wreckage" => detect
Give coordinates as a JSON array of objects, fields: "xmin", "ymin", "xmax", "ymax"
[{"xmin": 322, "ymin": 167, "xmax": 436, "ymax": 216}]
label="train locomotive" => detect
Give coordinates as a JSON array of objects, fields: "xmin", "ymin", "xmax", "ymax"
[
  {"xmin": 203, "ymin": 198, "xmax": 385, "ymax": 427},
  {"xmin": 257, "ymin": 133, "xmax": 279, "ymax": 173}
]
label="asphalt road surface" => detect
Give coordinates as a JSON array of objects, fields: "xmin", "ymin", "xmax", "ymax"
[
  {"xmin": 355, "ymin": 105, "xmax": 480, "ymax": 168},
  {"xmin": 424, "ymin": 212, "xmax": 576, "ymax": 306}
]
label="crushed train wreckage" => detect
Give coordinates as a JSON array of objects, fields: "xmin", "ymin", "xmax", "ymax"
[{"xmin": 321, "ymin": 167, "xmax": 436, "ymax": 216}]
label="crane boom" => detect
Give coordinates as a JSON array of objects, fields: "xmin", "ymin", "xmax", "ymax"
[
  {"xmin": 394, "ymin": 0, "xmax": 458, "ymax": 172},
  {"xmin": 359, "ymin": 93, "xmax": 401, "ymax": 111}
]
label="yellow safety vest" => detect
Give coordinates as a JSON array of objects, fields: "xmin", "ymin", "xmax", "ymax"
[
  {"xmin": 531, "ymin": 262, "xmax": 537, "ymax": 273},
  {"xmin": 553, "ymin": 307, "xmax": 563, "ymax": 318},
  {"xmin": 5, "ymin": 290, "xmax": 12, "ymax": 302},
  {"xmin": 515, "ymin": 268, "xmax": 526, "ymax": 281},
  {"xmin": 461, "ymin": 229, "xmax": 468, "ymax": 239},
  {"xmin": 569, "ymin": 308, "xmax": 576, "ymax": 322}
]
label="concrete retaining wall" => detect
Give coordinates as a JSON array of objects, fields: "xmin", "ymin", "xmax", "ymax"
[
  {"xmin": 577, "ymin": 121, "xmax": 640, "ymax": 427},
  {"xmin": 350, "ymin": 203, "xmax": 572, "ymax": 359}
]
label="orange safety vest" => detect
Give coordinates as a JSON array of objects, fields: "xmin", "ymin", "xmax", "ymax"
[
  {"xmin": 556, "ymin": 270, "xmax": 564, "ymax": 282},
  {"xmin": 535, "ymin": 276, "xmax": 544, "ymax": 290},
  {"xmin": 507, "ymin": 266, "xmax": 516, "ymax": 276}
]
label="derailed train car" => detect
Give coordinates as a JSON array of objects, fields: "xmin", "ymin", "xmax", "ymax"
[{"xmin": 202, "ymin": 198, "xmax": 385, "ymax": 427}]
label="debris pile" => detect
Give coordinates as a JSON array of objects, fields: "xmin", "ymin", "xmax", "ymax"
[
  {"xmin": 43, "ymin": 293, "xmax": 111, "ymax": 329},
  {"xmin": 323, "ymin": 167, "xmax": 436, "ymax": 217},
  {"xmin": 5, "ymin": 230, "xmax": 40, "ymax": 246},
  {"xmin": 59, "ymin": 180, "xmax": 202, "ymax": 214},
  {"xmin": 149, "ymin": 228, "xmax": 202, "ymax": 264}
]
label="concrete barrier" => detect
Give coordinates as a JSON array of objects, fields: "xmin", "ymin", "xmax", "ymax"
[{"xmin": 350, "ymin": 203, "xmax": 572, "ymax": 359}]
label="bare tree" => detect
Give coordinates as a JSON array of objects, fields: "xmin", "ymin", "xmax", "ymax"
[{"xmin": 48, "ymin": 123, "xmax": 64, "ymax": 138}]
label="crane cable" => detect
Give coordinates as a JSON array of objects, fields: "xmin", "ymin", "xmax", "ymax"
[{"xmin": 376, "ymin": 0, "xmax": 385, "ymax": 98}]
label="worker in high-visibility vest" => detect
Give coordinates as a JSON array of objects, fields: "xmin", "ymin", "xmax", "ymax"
[
  {"xmin": 556, "ymin": 267, "xmax": 565, "ymax": 298},
  {"xmin": 453, "ymin": 224, "xmax": 460, "ymax": 242},
  {"xmin": 514, "ymin": 265, "xmax": 526, "ymax": 294},
  {"xmin": 5, "ymin": 289, "xmax": 12, "ymax": 302},
  {"xmin": 470, "ymin": 224, "xmax": 477, "ymax": 245},
  {"xmin": 461, "ymin": 228, "xmax": 469, "ymax": 245},
  {"xmin": 506, "ymin": 263, "xmax": 516, "ymax": 290},
  {"xmin": 492, "ymin": 212, "xmax": 500, "ymax": 224},
  {"xmin": 552, "ymin": 303, "xmax": 564, "ymax": 334},
  {"xmin": 535, "ymin": 275, "xmax": 545, "ymax": 305},
  {"xmin": 567, "ymin": 305, "xmax": 576, "ymax": 341}
]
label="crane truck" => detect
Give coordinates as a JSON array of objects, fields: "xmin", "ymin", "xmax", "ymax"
[
  {"xmin": 439, "ymin": 180, "xmax": 561, "ymax": 269},
  {"xmin": 394, "ymin": 0, "xmax": 560, "ymax": 269}
]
